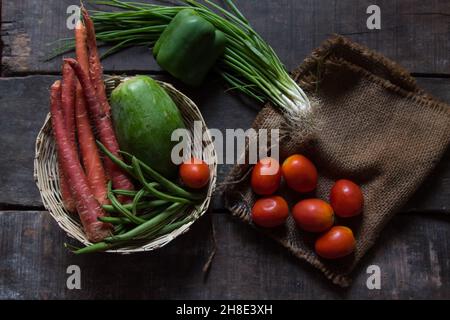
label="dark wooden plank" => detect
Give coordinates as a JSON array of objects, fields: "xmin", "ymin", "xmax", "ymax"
[
  {"xmin": 2, "ymin": 0, "xmax": 450, "ymax": 75},
  {"xmin": 0, "ymin": 0, "xmax": 158, "ymax": 75},
  {"xmin": 0, "ymin": 75, "xmax": 448, "ymax": 212},
  {"xmin": 404, "ymin": 78, "xmax": 450, "ymax": 213},
  {"xmin": 0, "ymin": 211, "xmax": 448, "ymax": 299},
  {"xmin": 0, "ymin": 75, "xmax": 59, "ymax": 207}
]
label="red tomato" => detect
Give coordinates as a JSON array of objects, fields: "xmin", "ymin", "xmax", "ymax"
[
  {"xmin": 179, "ymin": 158, "xmax": 210, "ymax": 189},
  {"xmin": 251, "ymin": 157, "xmax": 282, "ymax": 195},
  {"xmin": 281, "ymin": 154, "xmax": 318, "ymax": 193},
  {"xmin": 292, "ymin": 199, "xmax": 334, "ymax": 232},
  {"xmin": 251, "ymin": 196, "xmax": 289, "ymax": 228},
  {"xmin": 315, "ymin": 226, "xmax": 356, "ymax": 259},
  {"xmin": 330, "ymin": 179, "xmax": 364, "ymax": 218}
]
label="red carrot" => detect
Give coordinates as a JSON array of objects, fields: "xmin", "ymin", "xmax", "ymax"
[
  {"xmin": 57, "ymin": 63, "xmax": 77, "ymax": 213},
  {"xmin": 50, "ymin": 80, "xmax": 111, "ymax": 243},
  {"xmin": 75, "ymin": 87, "xmax": 109, "ymax": 205},
  {"xmin": 75, "ymin": 21, "xmax": 108, "ymax": 205},
  {"xmin": 82, "ymin": 7, "xmax": 110, "ymax": 115},
  {"xmin": 58, "ymin": 161, "xmax": 76, "ymax": 212},
  {"xmin": 75, "ymin": 21, "xmax": 90, "ymax": 75},
  {"xmin": 65, "ymin": 58, "xmax": 135, "ymax": 198},
  {"xmin": 61, "ymin": 63, "xmax": 76, "ymax": 144}
]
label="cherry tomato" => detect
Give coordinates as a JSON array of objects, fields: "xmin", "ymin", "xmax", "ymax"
[
  {"xmin": 179, "ymin": 157, "xmax": 210, "ymax": 189},
  {"xmin": 281, "ymin": 154, "xmax": 318, "ymax": 193},
  {"xmin": 251, "ymin": 157, "xmax": 282, "ymax": 195},
  {"xmin": 251, "ymin": 196, "xmax": 289, "ymax": 228},
  {"xmin": 315, "ymin": 226, "xmax": 356, "ymax": 259},
  {"xmin": 330, "ymin": 179, "xmax": 364, "ymax": 218},
  {"xmin": 292, "ymin": 199, "xmax": 334, "ymax": 232}
]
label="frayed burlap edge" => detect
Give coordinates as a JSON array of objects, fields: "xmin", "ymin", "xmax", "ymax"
[{"xmin": 294, "ymin": 35, "xmax": 450, "ymax": 116}]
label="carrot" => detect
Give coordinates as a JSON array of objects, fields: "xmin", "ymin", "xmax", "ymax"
[
  {"xmin": 57, "ymin": 63, "xmax": 77, "ymax": 213},
  {"xmin": 75, "ymin": 21, "xmax": 108, "ymax": 205},
  {"xmin": 50, "ymin": 80, "xmax": 111, "ymax": 243},
  {"xmin": 61, "ymin": 63, "xmax": 76, "ymax": 144},
  {"xmin": 65, "ymin": 58, "xmax": 135, "ymax": 199},
  {"xmin": 75, "ymin": 87, "xmax": 109, "ymax": 205},
  {"xmin": 58, "ymin": 162, "xmax": 76, "ymax": 212},
  {"xmin": 82, "ymin": 7, "xmax": 110, "ymax": 115},
  {"xmin": 75, "ymin": 21, "xmax": 90, "ymax": 74}
]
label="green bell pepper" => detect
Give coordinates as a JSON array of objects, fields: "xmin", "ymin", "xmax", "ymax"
[{"xmin": 153, "ymin": 9, "xmax": 226, "ymax": 87}]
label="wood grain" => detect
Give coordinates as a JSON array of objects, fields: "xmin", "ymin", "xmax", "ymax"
[
  {"xmin": 2, "ymin": 0, "xmax": 450, "ymax": 75},
  {"xmin": 0, "ymin": 76, "xmax": 59, "ymax": 208},
  {"xmin": 0, "ymin": 211, "xmax": 448, "ymax": 299},
  {"xmin": 1, "ymin": 0, "xmax": 449, "ymax": 298}
]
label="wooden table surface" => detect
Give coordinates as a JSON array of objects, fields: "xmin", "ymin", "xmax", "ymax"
[{"xmin": 1, "ymin": 0, "xmax": 449, "ymax": 299}]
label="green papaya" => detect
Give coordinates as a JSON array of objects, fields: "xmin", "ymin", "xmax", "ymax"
[{"xmin": 110, "ymin": 76, "xmax": 186, "ymax": 177}]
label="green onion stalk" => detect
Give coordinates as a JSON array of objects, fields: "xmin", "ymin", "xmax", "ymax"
[{"xmin": 53, "ymin": 0, "xmax": 312, "ymax": 126}]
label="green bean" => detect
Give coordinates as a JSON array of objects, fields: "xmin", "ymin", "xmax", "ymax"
[
  {"xmin": 114, "ymin": 224, "xmax": 130, "ymax": 234},
  {"xmin": 97, "ymin": 141, "xmax": 135, "ymax": 177},
  {"xmin": 132, "ymin": 211, "xmax": 184, "ymax": 240},
  {"xmin": 102, "ymin": 199, "xmax": 169, "ymax": 213},
  {"xmin": 99, "ymin": 140, "xmax": 204, "ymax": 202},
  {"xmin": 74, "ymin": 241, "xmax": 120, "ymax": 254},
  {"xmin": 99, "ymin": 216, "xmax": 126, "ymax": 225},
  {"xmin": 104, "ymin": 202, "xmax": 184, "ymax": 242},
  {"xmin": 107, "ymin": 181, "xmax": 146, "ymax": 224},
  {"xmin": 75, "ymin": 209, "xmax": 191, "ymax": 254},
  {"xmin": 114, "ymin": 223, "xmax": 126, "ymax": 233},
  {"xmin": 132, "ymin": 188, "xmax": 147, "ymax": 217},
  {"xmin": 121, "ymin": 150, "xmax": 204, "ymax": 200},
  {"xmin": 155, "ymin": 216, "xmax": 194, "ymax": 236},
  {"xmin": 139, "ymin": 204, "xmax": 172, "ymax": 219},
  {"xmin": 133, "ymin": 215, "xmax": 192, "ymax": 240},
  {"xmin": 132, "ymin": 157, "xmax": 192, "ymax": 204},
  {"xmin": 112, "ymin": 189, "xmax": 140, "ymax": 197},
  {"xmin": 142, "ymin": 181, "xmax": 192, "ymax": 204},
  {"xmin": 100, "ymin": 203, "xmax": 171, "ymax": 226}
]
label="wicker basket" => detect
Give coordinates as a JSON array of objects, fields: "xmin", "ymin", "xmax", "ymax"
[{"xmin": 34, "ymin": 76, "xmax": 217, "ymax": 253}]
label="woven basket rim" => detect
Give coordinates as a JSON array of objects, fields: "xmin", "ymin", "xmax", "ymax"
[{"xmin": 34, "ymin": 77, "xmax": 217, "ymax": 253}]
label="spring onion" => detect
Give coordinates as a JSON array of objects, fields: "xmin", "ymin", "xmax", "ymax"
[{"xmin": 51, "ymin": 0, "xmax": 312, "ymax": 126}]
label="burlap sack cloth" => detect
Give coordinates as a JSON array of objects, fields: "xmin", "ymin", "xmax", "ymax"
[{"xmin": 223, "ymin": 35, "xmax": 450, "ymax": 287}]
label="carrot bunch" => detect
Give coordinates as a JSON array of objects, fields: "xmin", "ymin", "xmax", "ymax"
[{"xmin": 50, "ymin": 8, "xmax": 134, "ymax": 242}]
